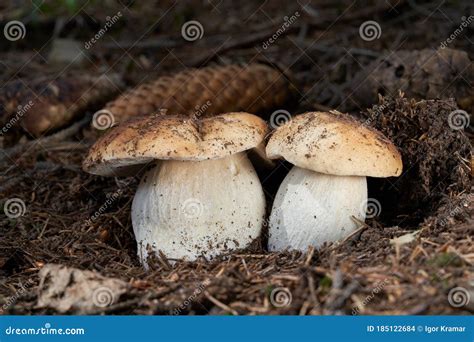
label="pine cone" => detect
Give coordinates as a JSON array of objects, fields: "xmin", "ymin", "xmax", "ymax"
[
  {"xmin": 104, "ymin": 64, "xmax": 295, "ymax": 122},
  {"xmin": 350, "ymin": 48, "xmax": 473, "ymax": 110},
  {"xmin": 0, "ymin": 74, "xmax": 123, "ymax": 137}
]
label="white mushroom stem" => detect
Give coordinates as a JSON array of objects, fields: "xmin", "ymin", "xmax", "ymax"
[
  {"xmin": 268, "ymin": 166, "xmax": 367, "ymax": 251},
  {"xmin": 131, "ymin": 152, "xmax": 265, "ymax": 264}
]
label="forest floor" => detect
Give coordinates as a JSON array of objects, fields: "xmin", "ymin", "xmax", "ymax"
[{"xmin": 0, "ymin": 0, "xmax": 472, "ymax": 315}]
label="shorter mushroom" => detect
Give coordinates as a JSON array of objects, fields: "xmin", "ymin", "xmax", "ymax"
[
  {"xmin": 266, "ymin": 111, "xmax": 402, "ymax": 251},
  {"xmin": 83, "ymin": 113, "xmax": 268, "ymax": 264}
]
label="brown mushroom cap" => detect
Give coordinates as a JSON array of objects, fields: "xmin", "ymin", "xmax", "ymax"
[
  {"xmin": 83, "ymin": 112, "xmax": 268, "ymax": 176},
  {"xmin": 266, "ymin": 111, "xmax": 403, "ymax": 177}
]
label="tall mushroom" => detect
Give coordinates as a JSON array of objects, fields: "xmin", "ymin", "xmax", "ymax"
[
  {"xmin": 83, "ymin": 113, "xmax": 268, "ymax": 264},
  {"xmin": 266, "ymin": 111, "xmax": 402, "ymax": 251}
]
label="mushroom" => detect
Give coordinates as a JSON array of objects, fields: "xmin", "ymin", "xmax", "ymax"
[
  {"xmin": 83, "ymin": 112, "xmax": 268, "ymax": 264},
  {"xmin": 266, "ymin": 111, "xmax": 402, "ymax": 251}
]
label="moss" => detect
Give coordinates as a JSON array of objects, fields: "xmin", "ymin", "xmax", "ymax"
[{"xmin": 428, "ymin": 252, "xmax": 464, "ymax": 268}]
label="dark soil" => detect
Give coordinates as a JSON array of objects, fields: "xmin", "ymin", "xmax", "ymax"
[
  {"xmin": 0, "ymin": 0, "xmax": 472, "ymax": 315},
  {"xmin": 364, "ymin": 96, "xmax": 472, "ymax": 226}
]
